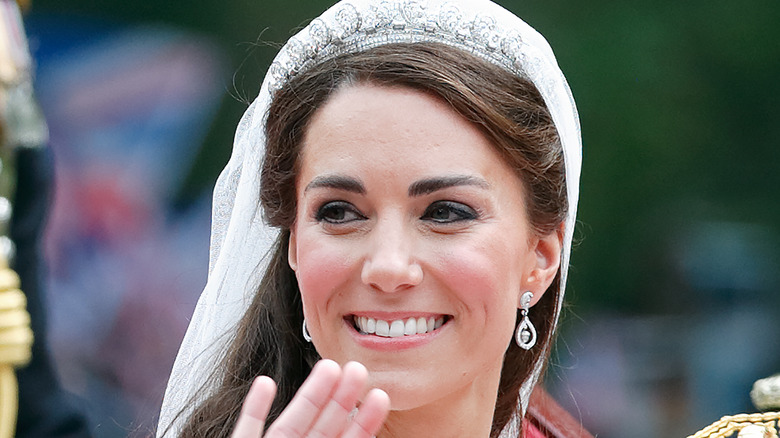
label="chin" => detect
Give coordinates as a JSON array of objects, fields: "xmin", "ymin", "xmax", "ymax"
[
  {"xmin": 385, "ymin": 388, "xmax": 439, "ymax": 412},
  {"xmin": 368, "ymin": 371, "xmax": 453, "ymax": 411}
]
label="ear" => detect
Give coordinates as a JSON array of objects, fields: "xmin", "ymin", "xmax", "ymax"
[
  {"xmin": 287, "ymin": 229, "xmax": 298, "ymax": 271},
  {"xmin": 523, "ymin": 224, "xmax": 563, "ymax": 307}
]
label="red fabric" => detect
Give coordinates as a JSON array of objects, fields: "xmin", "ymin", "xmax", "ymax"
[
  {"xmin": 526, "ymin": 386, "xmax": 594, "ymax": 438},
  {"xmin": 522, "ymin": 419, "xmax": 548, "ymax": 438}
]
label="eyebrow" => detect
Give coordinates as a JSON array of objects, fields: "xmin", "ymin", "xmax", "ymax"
[
  {"xmin": 304, "ymin": 175, "xmax": 366, "ymax": 194},
  {"xmin": 408, "ymin": 175, "xmax": 490, "ymax": 197},
  {"xmin": 303, "ymin": 174, "xmax": 489, "ymax": 196}
]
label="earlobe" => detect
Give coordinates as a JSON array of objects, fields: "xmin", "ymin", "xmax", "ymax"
[
  {"xmin": 525, "ymin": 227, "xmax": 563, "ymax": 305},
  {"xmin": 288, "ymin": 230, "xmax": 298, "ymax": 271}
]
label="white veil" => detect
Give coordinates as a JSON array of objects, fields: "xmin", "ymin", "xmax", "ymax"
[{"xmin": 158, "ymin": 1, "xmax": 581, "ymax": 436}]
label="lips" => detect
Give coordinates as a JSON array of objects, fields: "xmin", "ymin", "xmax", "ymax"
[{"xmin": 352, "ymin": 315, "xmax": 450, "ymax": 337}]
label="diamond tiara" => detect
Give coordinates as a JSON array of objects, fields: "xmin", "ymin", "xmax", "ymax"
[{"xmin": 265, "ymin": 0, "xmax": 549, "ymax": 95}]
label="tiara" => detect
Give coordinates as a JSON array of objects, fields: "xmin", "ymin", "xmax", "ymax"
[{"xmin": 266, "ymin": 0, "xmax": 550, "ymax": 95}]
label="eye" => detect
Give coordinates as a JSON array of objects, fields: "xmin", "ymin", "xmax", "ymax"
[
  {"xmin": 421, "ymin": 201, "xmax": 478, "ymax": 223},
  {"xmin": 315, "ymin": 201, "xmax": 365, "ymax": 224}
]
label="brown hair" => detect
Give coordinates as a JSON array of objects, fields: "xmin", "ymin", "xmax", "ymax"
[{"xmin": 178, "ymin": 42, "xmax": 567, "ymax": 437}]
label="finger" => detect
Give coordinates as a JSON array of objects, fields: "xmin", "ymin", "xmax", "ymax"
[
  {"xmin": 344, "ymin": 388, "xmax": 390, "ymax": 438},
  {"xmin": 231, "ymin": 376, "xmax": 277, "ymax": 438},
  {"xmin": 307, "ymin": 361, "xmax": 370, "ymax": 437},
  {"xmin": 265, "ymin": 359, "xmax": 341, "ymax": 437}
]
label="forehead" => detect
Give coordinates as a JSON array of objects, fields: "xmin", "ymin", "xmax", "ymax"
[{"xmin": 298, "ymin": 84, "xmax": 516, "ymax": 185}]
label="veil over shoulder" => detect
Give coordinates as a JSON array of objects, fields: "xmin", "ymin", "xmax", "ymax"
[{"xmin": 158, "ymin": 1, "xmax": 581, "ymax": 436}]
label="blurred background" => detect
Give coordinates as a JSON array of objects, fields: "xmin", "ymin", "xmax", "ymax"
[{"xmin": 10, "ymin": 0, "xmax": 780, "ymax": 436}]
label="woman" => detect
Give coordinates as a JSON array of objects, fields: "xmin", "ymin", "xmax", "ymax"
[{"xmin": 159, "ymin": 0, "xmax": 581, "ymax": 436}]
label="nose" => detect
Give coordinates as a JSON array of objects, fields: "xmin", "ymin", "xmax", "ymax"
[{"xmin": 361, "ymin": 218, "xmax": 423, "ymax": 293}]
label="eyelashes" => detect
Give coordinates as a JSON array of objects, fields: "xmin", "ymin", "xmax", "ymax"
[
  {"xmin": 421, "ymin": 201, "xmax": 478, "ymax": 223},
  {"xmin": 314, "ymin": 200, "xmax": 479, "ymax": 225},
  {"xmin": 315, "ymin": 201, "xmax": 366, "ymax": 224}
]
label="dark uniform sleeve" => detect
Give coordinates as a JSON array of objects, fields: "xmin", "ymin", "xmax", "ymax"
[{"xmin": 12, "ymin": 146, "xmax": 92, "ymax": 438}]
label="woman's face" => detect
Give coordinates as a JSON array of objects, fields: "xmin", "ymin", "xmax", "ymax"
[{"xmin": 289, "ymin": 84, "xmax": 561, "ymax": 411}]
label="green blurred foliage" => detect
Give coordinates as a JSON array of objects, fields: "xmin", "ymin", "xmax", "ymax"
[{"xmin": 30, "ymin": 0, "xmax": 780, "ymax": 312}]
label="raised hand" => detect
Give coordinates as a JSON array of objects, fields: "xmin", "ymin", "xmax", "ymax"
[{"xmin": 231, "ymin": 360, "xmax": 390, "ymax": 438}]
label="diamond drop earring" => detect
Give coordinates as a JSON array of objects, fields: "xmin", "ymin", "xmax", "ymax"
[
  {"xmin": 515, "ymin": 291, "xmax": 537, "ymax": 350},
  {"xmin": 302, "ymin": 320, "xmax": 312, "ymax": 343}
]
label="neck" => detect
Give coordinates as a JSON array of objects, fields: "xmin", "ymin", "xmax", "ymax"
[{"xmin": 377, "ymin": 364, "xmax": 503, "ymax": 438}]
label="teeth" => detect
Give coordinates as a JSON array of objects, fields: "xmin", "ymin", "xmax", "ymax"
[
  {"xmin": 389, "ymin": 320, "xmax": 405, "ymax": 337},
  {"xmin": 354, "ymin": 316, "xmax": 447, "ymax": 337},
  {"xmin": 404, "ymin": 318, "xmax": 416, "ymax": 335},
  {"xmin": 375, "ymin": 320, "xmax": 390, "ymax": 336},
  {"xmin": 416, "ymin": 317, "xmax": 427, "ymax": 334}
]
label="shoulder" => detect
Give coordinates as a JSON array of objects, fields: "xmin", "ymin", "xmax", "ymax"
[{"xmin": 523, "ymin": 386, "xmax": 594, "ymax": 438}]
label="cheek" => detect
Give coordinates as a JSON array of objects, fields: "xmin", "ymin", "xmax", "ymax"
[
  {"xmin": 294, "ymin": 232, "xmax": 357, "ymax": 307},
  {"xmin": 431, "ymin": 242, "xmax": 522, "ymax": 353},
  {"xmin": 430, "ymin": 238, "xmax": 524, "ymax": 313}
]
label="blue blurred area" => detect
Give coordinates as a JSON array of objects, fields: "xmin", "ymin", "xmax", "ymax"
[
  {"xmin": 25, "ymin": 15, "xmax": 225, "ymax": 437},
  {"xmin": 550, "ymin": 221, "xmax": 780, "ymax": 436}
]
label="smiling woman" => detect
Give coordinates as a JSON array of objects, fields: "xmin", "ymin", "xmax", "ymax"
[
  {"xmin": 290, "ymin": 84, "xmax": 562, "ymax": 422},
  {"xmin": 157, "ymin": 1, "xmax": 582, "ymax": 437}
]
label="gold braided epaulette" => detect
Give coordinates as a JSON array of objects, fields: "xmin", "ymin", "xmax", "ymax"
[
  {"xmin": 0, "ymin": 264, "xmax": 33, "ymax": 438},
  {"xmin": 688, "ymin": 412, "xmax": 780, "ymax": 438},
  {"xmin": 0, "ymin": 266, "xmax": 32, "ymax": 367}
]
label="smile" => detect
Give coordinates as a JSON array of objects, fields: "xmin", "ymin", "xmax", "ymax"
[{"xmin": 351, "ymin": 315, "xmax": 451, "ymax": 337}]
